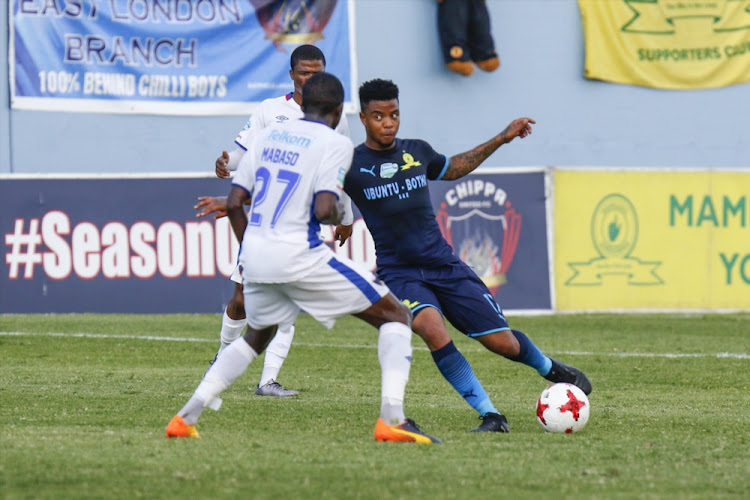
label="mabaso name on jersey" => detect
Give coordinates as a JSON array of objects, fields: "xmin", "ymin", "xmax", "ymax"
[{"xmin": 261, "ymin": 148, "xmax": 299, "ymax": 166}]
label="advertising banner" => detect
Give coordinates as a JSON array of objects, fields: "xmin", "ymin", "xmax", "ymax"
[
  {"xmin": 429, "ymin": 169, "xmax": 552, "ymax": 312},
  {"xmin": 1, "ymin": 170, "xmax": 552, "ymax": 314},
  {"xmin": 554, "ymin": 169, "xmax": 750, "ymax": 310},
  {"xmin": 578, "ymin": 0, "xmax": 750, "ymax": 89},
  {"xmin": 9, "ymin": 0, "xmax": 356, "ymax": 115},
  {"xmin": 0, "ymin": 175, "xmax": 367, "ymax": 313}
]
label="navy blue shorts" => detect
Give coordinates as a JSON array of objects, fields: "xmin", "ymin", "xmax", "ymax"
[{"xmin": 378, "ymin": 261, "xmax": 510, "ymax": 338}]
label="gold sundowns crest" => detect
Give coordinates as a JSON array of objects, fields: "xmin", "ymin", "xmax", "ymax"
[{"xmin": 566, "ymin": 193, "xmax": 663, "ymax": 286}]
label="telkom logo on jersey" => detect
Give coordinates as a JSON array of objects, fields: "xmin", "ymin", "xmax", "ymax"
[{"xmin": 269, "ymin": 129, "xmax": 312, "ymax": 148}]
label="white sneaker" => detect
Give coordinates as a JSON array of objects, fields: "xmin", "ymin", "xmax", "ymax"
[{"xmin": 255, "ymin": 379, "xmax": 299, "ymax": 397}]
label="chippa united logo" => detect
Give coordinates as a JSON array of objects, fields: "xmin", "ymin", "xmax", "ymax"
[{"xmin": 436, "ymin": 178, "xmax": 520, "ymax": 295}]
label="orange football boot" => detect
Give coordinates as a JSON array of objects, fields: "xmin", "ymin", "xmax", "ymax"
[
  {"xmin": 165, "ymin": 415, "xmax": 200, "ymax": 438},
  {"xmin": 374, "ymin": 418, "xmax": 441, "ymax": 444}
]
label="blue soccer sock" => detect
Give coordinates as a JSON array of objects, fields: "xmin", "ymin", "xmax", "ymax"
[
  {"xmin": 510, "ymin": 329, "xmax": 553, "ymax": 376},
  {"xmin": 431, "ymin": 341, "xmax": 499, "ymax": 417}
]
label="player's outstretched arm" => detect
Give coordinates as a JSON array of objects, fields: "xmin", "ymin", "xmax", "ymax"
[
  {"xmin": 195, "ymin": 195, "xmax": 252, "ymax": 220},
  {"xmin": 442, "ymin": 117, "xmax": 535, "ymax": 181},
  {"xmin": 195, "ymin": 196, "xmax": 228, "ymax": 219}
]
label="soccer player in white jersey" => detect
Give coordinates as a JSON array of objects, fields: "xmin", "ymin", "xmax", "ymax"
[
  {"xmin": 167, "ymin": 73, "xmax": 440, "ymax": 444},
  {"xmin": 196, "ymin": 45, "xmax": 352, "ymax": 397}
]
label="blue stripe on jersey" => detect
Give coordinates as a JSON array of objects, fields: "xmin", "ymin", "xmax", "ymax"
[
  {"xmin": 435, "ymin": 156, "xmax": 450, "ymax": 180},
  {"xmin": 307, "ymin": 199, "xmax": 323, "ymax": 249},
  {"xmin": 235, "ymin": 139, "xmax": 247, "ymax": 151},
  {"xmin": 309, "ymin": 190, "xmax": 341, "ymax": 248},
  {"xmin": 327, "ymin": 257, "xmax": 382, "ymax": 304},
  {"xmin": 286, "ymin": 92, "xmax": 294, "ymax": 101},
  {"xmin": 308, "ymin": 191, "xmax": 341, "ymax": 248}
]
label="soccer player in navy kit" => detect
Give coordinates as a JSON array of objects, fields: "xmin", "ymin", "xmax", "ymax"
[{"xmin": 345, "ymin": 79, "xmax": 591, "ymax": 433}]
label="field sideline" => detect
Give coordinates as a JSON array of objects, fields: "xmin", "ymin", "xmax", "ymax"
[{"xmin": 1, "ymin": 313, "xmax": 748, "ymax": 499}]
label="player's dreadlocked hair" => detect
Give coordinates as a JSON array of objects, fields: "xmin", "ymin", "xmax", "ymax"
[
  {"xmin": 302, "ymin": 72, "xmax": 344, "ymax": 116},
  {"xmin": 291, "ymin": 44, "xmax": 326, "ymax": 70},
  {"xmin": 359, "ymin": 79, "xmax": 399, "ymax": 110}
]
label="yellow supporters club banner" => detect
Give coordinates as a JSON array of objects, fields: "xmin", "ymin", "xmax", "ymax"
[
  {"xmin": 554, "ymin": 169, "xmax": 750, "ymax": 310},
  {"xmin": 578, "ymin": 0, "xmax": 750, "ymax": 89}
]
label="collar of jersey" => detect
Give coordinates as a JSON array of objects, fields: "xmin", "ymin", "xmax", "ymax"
[
  {"xmin": 361, "ymin": 140, "xmax": 400, "ymax": 155},
  {"xmin": 301, "ymin": 118, "xmax": 328, "ymax": 126}
]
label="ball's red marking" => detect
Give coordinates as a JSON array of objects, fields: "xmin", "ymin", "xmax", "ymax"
[
  {"xmin": 536, "ymin": 399, "xmax": 549, "ymax": 424},
  {"xmin": 559, "ymin": 388, "xmax": 587, "ymax": 421}
]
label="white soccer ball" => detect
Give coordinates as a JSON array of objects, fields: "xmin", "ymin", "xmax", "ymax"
[{"xmin": 536, "ymin": 382, "xmax": 590, "ymax": 433}]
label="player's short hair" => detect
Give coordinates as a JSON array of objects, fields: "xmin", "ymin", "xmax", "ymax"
[
  {"xmin": 291, "ymin": 44, "xmax": 326, "ymax": 70},
  {"xmin": 359, "ymin": 79, "xmax": 399, "ymax": 110},
  {"xmin": 302, "ymin": 72, "xmax": 344, "ymax": 115}
]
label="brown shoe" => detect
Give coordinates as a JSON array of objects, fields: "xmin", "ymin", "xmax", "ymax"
[
  {"xmin": 446, "ymin": 60, "xmax": 474, "ymax": 76},
  {"xmin": 476, "ymin": 56, "xmax": 500, "ymax": 72}
]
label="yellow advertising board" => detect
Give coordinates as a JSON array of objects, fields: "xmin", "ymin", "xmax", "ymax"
[
  {"xmin": 578, "ymin": 0, "xmax": 750, "ymax": 89},
  {"xmin": 554, "ymin": 169, "xmax": 750, "ymax": 310}
]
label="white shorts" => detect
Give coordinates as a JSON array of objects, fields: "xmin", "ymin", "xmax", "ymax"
[{"xmin": 243, "ymin": 255, "xmax": 390, "ymax": 330}]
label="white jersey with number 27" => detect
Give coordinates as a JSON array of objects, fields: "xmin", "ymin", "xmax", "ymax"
[{"xmin": 233, "ymin": 118, "xmax": 354, "ymax": 283}]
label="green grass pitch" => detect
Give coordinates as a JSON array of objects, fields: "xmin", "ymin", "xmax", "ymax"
[{"xmin": 1, "ymin": 313, "xmax": 749, "ymax": 499}]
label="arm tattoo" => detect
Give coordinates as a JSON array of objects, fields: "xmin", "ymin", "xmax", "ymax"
[{"xmin": 443, "ymin": 134, "xmax": 505, "ymax": 180}]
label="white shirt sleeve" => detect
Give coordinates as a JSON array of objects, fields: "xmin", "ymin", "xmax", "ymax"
[
  {"xmin": 225, "ymin": 148, "xmax": 245, "ymax": 172},
  {"xmin": 235, "ymin": 103, "xmax": 269, "ymax": 151},
  {"xmin": 314, "ymin": 135, "xmax": 354, "ymax": 199},
  {"xmin": 339, "ymin": 194, "xmax": 353, "ymax": 226},
  {"xmin": 231, "ymin": 141, "xmax": 256, "ymax": 195},
  {"xmin": 333, "ymin": 117, "xmax": 352, "ymax": 222}
]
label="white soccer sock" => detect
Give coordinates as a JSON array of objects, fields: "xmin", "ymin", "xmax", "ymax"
[
  {"xmin": 179, "ymin": 338, "xmax": 258, "ymax": 425},
  {"xmin": 219, "ymin": 309, "xmax": 246, "ymax": 353},
  {"xmin": 259, "ymin": 325, "xmax": 295, "ymax": 386},
  {"xmin": 378, "ymin": 322, "xmax": 412, "ymax": 425}
]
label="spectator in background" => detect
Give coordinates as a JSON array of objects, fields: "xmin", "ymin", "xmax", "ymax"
[{"xmin": 438, "ymin": 0, "xmax": 500, "ymax": 76}]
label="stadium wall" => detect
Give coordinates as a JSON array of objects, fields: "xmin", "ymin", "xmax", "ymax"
[
  {"xmin": 0, "ymin": 170, "xmax": 553, "ymax": 313},
  {"xmin": 1, "ymin": 1, "xmax": 749, "ymax": 175},
  {"xmin": 2, "ymin": 2, "xmax": 749, "ymax": 314}
]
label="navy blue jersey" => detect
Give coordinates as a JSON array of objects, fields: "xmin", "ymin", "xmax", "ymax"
[{"xmin": 346, "ymin": 139, "xmax": 456, "ymax": 269}]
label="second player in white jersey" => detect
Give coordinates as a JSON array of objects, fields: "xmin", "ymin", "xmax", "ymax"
[
  {"xmin": 234, "ymin": 92, "xmax": 350, "ymax": 155},
  {"xmin": 201, "ymin": 45, "xmax": 354, "ymax": 398}
]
